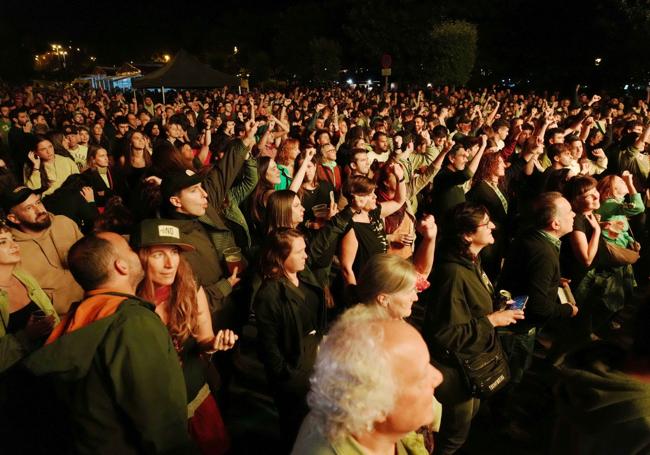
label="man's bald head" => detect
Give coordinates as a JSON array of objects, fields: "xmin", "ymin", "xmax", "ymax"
[
  {"xmin": 68, "ymin": 234, "xmax": 117, "ymax": 291},
  {"xmin": 68, "ymin": 231, "xmax": 144, "ymax": 292}
]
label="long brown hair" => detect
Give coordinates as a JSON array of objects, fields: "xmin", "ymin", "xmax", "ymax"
[
  {"xmin": 265, "ymin": 190, "xmax": 298, "ymax": 234},
  {"xmin": 472, "ymin": 152, "xmax": 504, "ymax": 186},
  {"xmin": 137, "ymin": 247, "xmax": 199, "ymax": 346},
  {"xmin": 252, "ymin": 156, "xmax": 276, "ymax": 224},
  {"xmin": 277, "ymin": 138, "xmax": 300, "ymax": 166},
  {"xmin": 124, "ymin": 131, "xmax": 152, "ymax": 170},
  {"xmin": 596, "ymin": 175, "xmax": 618, "ymax": 201},
  {"xmin": 27, "ymin": 137, "xmax": 54, "ymax": 192}
]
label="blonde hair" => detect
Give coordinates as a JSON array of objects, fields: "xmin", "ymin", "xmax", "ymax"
[{"xmin": 354, "ymin": 253, "xmax": 417, "ymax": 308}]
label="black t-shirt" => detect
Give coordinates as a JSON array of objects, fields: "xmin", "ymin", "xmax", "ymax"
[
  {"xmin": 560, "ymin": 213, "xmax": 607, "ymax": 285},
  {"xmin": 301, "ymin": 181, "xmax": 334, "ymax": 222},
  {"xmin": 351, "ymin": 206, "xmax": 388, "ymax": 277}
]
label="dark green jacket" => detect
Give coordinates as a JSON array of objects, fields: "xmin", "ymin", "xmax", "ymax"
[
  {"xmin": 23, "ymin": 297, "xmax": 194, "ymax": 455},
  {"xmin": 161, "ymin": 139, "xmax": 248, "ymax": 329},
  {"xmin": 499, "ymin": 229, "xmax": 573, "ymax": 329},
  {"xmin": 423, "ymin": 249, "xmax": 496, "ymax": 360},
  {"xmin": 552, "ymin": 342, "xmax": 650, "ymax": 454}
]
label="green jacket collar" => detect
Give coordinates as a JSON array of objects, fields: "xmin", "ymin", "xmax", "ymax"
[{"xmin": 537, "ymin": 229, "xmax": 561, "ymax": 252}]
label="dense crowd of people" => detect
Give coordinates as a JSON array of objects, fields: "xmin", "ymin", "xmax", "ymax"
[{"xmin": 1, "ymin": 81, "xmax": 650, "ymax": 454}]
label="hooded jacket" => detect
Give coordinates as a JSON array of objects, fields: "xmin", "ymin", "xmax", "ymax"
[
  {"xmin": 23, "ymin": 293, "xmax": 194, "ymax": 455},
  {"xmin": 10, "ymin": 213, "xmax": 84, "ymax": 315},
  {"xmin": 423, "ymin": 247, "xmax": 497, "ymax": 360}
]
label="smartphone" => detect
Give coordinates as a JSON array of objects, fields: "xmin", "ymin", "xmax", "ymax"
[{"xmin": 509, "ymin": 295, "xmax": 528, "ymax": 311}]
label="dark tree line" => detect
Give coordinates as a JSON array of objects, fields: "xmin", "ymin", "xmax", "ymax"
[{"xmin": 2, "ymin": 0, "xmax": 648, "ymax": 90}]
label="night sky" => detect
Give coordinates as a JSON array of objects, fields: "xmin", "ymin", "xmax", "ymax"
[{"xmin": 3, "ymin": 0, "xmax": 649, "ymax": 90}]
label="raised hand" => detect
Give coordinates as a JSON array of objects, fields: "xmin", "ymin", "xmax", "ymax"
[{"xmin": 416, "ymin": 214, "xmax": 437, "ymax": 240}]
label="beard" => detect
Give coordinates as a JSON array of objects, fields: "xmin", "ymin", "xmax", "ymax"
[
  {"xmin": 19, "ymin": 213, "xmax": 52, "ymax": 232},
  {"xmin": 129, "ymin": 257, "xmax": 146, "ymax": 290}
]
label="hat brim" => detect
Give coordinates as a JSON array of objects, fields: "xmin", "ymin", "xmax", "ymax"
[{"xmin": 137, "ymin": 241, "xmax": 195, "ymax": 252}]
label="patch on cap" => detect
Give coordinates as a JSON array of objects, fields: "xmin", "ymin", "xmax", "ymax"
[
  {"xmin": 186, "ymin": 169, "xmax": 195, "ymax": 176},
  {"xmin": 158, "ymin": 225, "xmax": 181, "ymax": 239}
]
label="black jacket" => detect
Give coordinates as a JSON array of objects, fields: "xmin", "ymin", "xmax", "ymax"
[
  {"xmin": 423, "ymin": 248, "xmax": 497, "ymax": 361},
  {"xmin": 254, "ymin": 267, "xmax": 327, "ymax": 385},
  {"xmin": 498, "ymin": 229, "xmax": 573, "ymax": 329},
  {"xmin": 82, "ymin": 167, "xmax": 127, "ymax": 207}
]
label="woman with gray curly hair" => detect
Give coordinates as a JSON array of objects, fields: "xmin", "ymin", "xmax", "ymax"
[{"xmin": 291, "ymin": 306, "xmax": 443, "ymax": 454}]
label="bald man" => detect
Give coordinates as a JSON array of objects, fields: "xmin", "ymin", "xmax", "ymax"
[{"xmin": 25, "ymin": 232, "xmax": 195, "ymax": 454}]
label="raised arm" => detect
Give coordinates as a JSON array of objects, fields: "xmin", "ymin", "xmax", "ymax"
[
  {"xmin": 569, "ymin": 214, "xmax": 601, "ymax": 267},
  {"xmin": 412, "ymin": 215, "xmax": 437, "ymax": 276},
  {"xmin": 379, "ymin": 162, "xmax": 407, "ymax": 218},
  {"xmin": 634, "ymin": 122, "xmax": 650, "ymax": 151},
  {"xmin": 466, "ymin": 135, "xmax": 487, "ymax": 176},
  {"xmin": 289, "ymin": 147, "xmax": 316, "ymax": 193}
]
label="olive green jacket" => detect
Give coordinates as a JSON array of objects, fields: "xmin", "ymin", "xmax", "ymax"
[
  {"xmin": 24, "ymin": 296, "xmax": 194, "ymax": 455},
  {"xmin": 291, "ymin": 413, "xmax": 428, "ymax": 454},
  {"xmin": 0, "ymin": 267, "xmax": 59, "ymax": 373}
]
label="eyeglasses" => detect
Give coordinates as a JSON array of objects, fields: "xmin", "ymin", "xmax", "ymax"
[{"xmin": 477, "ymin": 219, "xmax": 492, "ymax": 228}]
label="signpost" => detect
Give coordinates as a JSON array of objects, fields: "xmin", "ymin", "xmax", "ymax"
[{"xmin": 381, "ymin": 53, "xmax": 392, "ymax": 92}]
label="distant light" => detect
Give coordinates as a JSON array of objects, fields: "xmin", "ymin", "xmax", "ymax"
[
  {"xmin": 233, "ymin": 46, "xmax": 238, "ymax": 55},
  {"xmin": 367, "ymin": 79, "xmax": 372, "ymax": 85},
  {"xmin": 90, "ymin": 56, "xmax": 96, "ymax": 61},
  {"xmin": 595, "ymin": 57, "xmax": 602, "ymax": 66},
  {"xmin": 76, "ymin": 48, "xmax": 80, "ymax": 52},
  {"xmin": 163, "ymin": 54, "xmax": 171, "ymax": 62},
  {"xmin": 347, "ymin": 78, "xmax": 354, "ymax": 85},
  {"xmin": 34, "ymin": 55, "xmax": 39, "ymax": 61},
  {"xmin": 390, "ymin": 82, "xmax": 397, "ymax": 90},
  {"xmin": 427, "ymin": 83, "xmax": 432, "ymax": 88},
  {"xmin": 624, "ymin": 84, "xmax": 629, "ymax": 90}
]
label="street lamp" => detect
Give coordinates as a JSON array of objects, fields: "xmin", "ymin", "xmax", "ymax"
[
  {"xmin": 594, "ymin": 57, "xmax": 602, "ymax": 67},
  {"xmin": 163, "ymin": 54, "xmax": 171, "ymax": 62}
]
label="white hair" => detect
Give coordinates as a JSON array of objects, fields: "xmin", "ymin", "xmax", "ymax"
[{"xmin": 306, "ymin": 305, "xmax": 397, "ymax": 443}]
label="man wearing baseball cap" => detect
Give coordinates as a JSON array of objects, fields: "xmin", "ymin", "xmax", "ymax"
[
  {"xmin": 158, "ymin": 168, "xmax": 242, "ymax": 331},
  {"xmin": 2, "ymin": 186, "xmax": 84, "ymax": 314}
]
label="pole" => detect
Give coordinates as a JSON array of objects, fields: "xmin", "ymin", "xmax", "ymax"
[{"xmin": 162, "ymin": 86, "xmax": 166, "ymax": 105}]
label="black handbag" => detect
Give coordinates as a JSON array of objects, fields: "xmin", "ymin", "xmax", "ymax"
[{"xmin": 453, "ymin": 339, "xmax": 510, "ymax": 399}]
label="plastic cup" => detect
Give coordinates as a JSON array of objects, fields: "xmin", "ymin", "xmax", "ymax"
[
  {"xmin": 312, "ymin": 203, "xmax": 329, "ymax": 223},
  {"xmin": 223, "ymin": 247, "xmax": 244, "ymax": 275}
]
